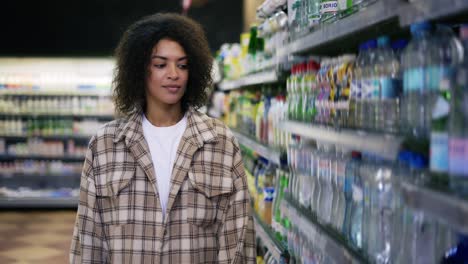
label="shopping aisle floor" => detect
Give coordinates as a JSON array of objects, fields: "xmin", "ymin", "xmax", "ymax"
[{"xmin": 0, "ymin": 210, "xmax": 76, "ymax": 263}]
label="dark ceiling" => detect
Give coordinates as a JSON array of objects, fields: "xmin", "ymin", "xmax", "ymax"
[{"xmin": 1, "ymin": 0, "xmax": 243, "ymax": 56}]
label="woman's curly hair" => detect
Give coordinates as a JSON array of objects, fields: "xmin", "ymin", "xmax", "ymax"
[{"xmin": 113, "ymin": 13, "xmax": 213, "ymax": 116}]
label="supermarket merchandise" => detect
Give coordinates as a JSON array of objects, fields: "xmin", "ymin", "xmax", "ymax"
[
  {"xmin": 0, "ymin": 58, "xmax": 115, "ymax": 208},
  {"xmin": 214, "ymin": 1, "xmax": 468, "ymax": 262},
  {"xmin": 449, "ymin": 24, "xmax": 468, "ymax": 195}
]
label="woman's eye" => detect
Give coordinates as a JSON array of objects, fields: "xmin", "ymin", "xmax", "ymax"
[
  {"xmin": 154, "ymin": 64, "xmax": 165, "ymax": 69},
  {"xmin": 178, "ymin": 64, "xmax": 188, "ymax": 69}
]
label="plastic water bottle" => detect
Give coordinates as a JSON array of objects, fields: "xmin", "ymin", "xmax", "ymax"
[
  {"xmin": 361, "ymin": 39, "xmax": 378, "ymax": 131},
  {"xmin": 367, "ymin": 159, "xmax": 396, "ymax": 264},
  {"xmin": 375, "ymin": 36, "xmax": 402, "ymax": 133},
  {"xmin": 449, "ymin": 24, "xmax": 468, "ymax": 195},
  {"xmin": 401, "ymin": 22, "xmax": 436, "ymax": 138},
  {"xmin": 348, "ymin": 151, "xmax": 364, "ymax": 249},
  {"xmin": 317, "ymin": 143, "xmax": 334, "ymax": 225},
  {"xmin": 350, "ymin": 42, "xmax": 368, "ymax": 129},
  {"xmin": 430, "ymin": 24, "xmax": 462, "ymax": 178}
]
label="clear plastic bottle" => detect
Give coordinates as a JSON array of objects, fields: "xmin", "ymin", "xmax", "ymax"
[
  {"xmin": 449, "ymin": 24, "xmax": 468, "ymax": 195},
  {"xmin": 430, "ymin": 24, "xmax": 462, "ymax": 178},
  {"xmin": 401, "ymin": 22, "xmax": 436, "ymax": 137},
  {"xmin": 361, "ymin": 39, "xmax": 378, "ymax": 131},
  {"xmin": 375, "ymin": 36, "xmax": 402, "ymax": 133},
  {"xmin": 317, "ymin": 143, "xmax": 334, "ymax": 225},
  {"xmin": 332, "ymin": 147, "xmax": 350, "ymax": 232},
  {"xmin": 348, "ymin": 151, "xmax": 364, "ymax": 249},
  {"xmin": 350, "ymin": 42, "xmax": 368, "ymax": 129},
  {"xmin": 367, "ymin": 158, "xmax": 396, "ymax": 264}
]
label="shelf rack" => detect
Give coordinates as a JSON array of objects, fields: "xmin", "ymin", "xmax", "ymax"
[
  {"xmin": 0, "ymin": 196, "xmax": 78, "ymax": 209},
  {"xmin": 282, "ymin": 194, "xmax": 368, "ymax": 264},
  {"xmin": 253, "ymin": 212, "xmax": 289, "ymax": 263},
  {"xmin": 278, "ymin": 120, "xmax": 403, "ymax": 161},
  {"xmin": 218, "ymin": 70, "xmax": 279, "ymax": 91},
  {"xmin": 400, "ymin": 181, "xmax": 468, "ymax": 234},
  {"xmin": 231, "ymin": 129, "xmax": 283, "ymax": 165}
]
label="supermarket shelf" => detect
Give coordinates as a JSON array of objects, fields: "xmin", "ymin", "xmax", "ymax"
[
  {"xmin": 277, "ymin": 0, "xmax": 400, "ymax": 57},
  {"xmin": 0, "ymin": 89, "xmax": 111, "ymax": 97},
  {"xmin": 278, "ymin": 121, "xmax": 403, "ymax": 161},
  {"xmin": 282, "ymin": 194, "xmax": 368, "ymax": 264},
  {"xmin": 253, "ymin": 213, "xmax": 288, "ymax": 263},
  {"xmin": 0, "ymin": 154, "xmax": 84, "ymax": 162},
  {"xmin": 231, "ymin": 129, "xmax": 282, "ymax": 165},
  {"xmin": 0, "ymin": 113, "xmax": 114, "ymax": 120},
  {"xmin": 0, "ymin": 173, "xmax": 81, "ymax": 191},
  {"xmin": 400, "ymin": 181, "xmax": 468, "ymax": 234},
  {"xmin": 399, "ymin": 0, "xmax": 468, "ymax": 26},
  {"xmin": 0, "ymin": 196, "xmax": 78, "ymax": 209},
  {"xmin": 0, "ymin": 134, "xmax": 92, "ymax": 141},
  {"xmin": 218, "ymin": 70, "xmax": 279, "ymax": 91}
]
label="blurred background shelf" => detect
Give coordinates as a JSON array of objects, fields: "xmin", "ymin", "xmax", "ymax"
[
  {"xmin": 0, "ymin": 90, "xmax": 111, "ymax": 97},
  {"xmin": 0, "ymin": 196, "xmax": 78, "ymax": 209},
  {"xmin": 231, "ymin": 129, "xmax": 283, "ymax": 165},
  {"xmin": 276, "ymin": 0, "xmax": 400, "ymax": 57},
  {"xmin": 399, "ymin": 0, "xmax": 468, "ymax": 26},
  {"xmin": 278, "ymin": 120, "xmax": 403, "ymax": 161},
  {"xmin": 0, "ymin": 155, "xmax": 84, "ymax": 162},
  {"xmin": 400, "ymin": 181, "xmax": 468, "ymax": 234},
  {"xmin": 1, "ymin": 134, "xmax": 92, "ymax": 141},
  {"xmin": 253, "ymin": 212, "xmax": 289, "ymax": 263},
  {"xmin": 282, "ymin": 194, "xmax": 368, "ymax": 264},
  {"xmin": 218, "ymin": 70, "xmax": 279, "ymax": 91},
  {"xmin": 0, "ymin": 113, "xmax": 114, "ymax": 120}
]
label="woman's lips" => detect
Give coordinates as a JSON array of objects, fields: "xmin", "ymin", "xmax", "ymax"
[{"xmin": 163, "ymin": 85, "xmax": 181, "ymax": 93}]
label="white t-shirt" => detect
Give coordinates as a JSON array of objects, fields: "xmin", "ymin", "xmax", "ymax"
[{"xmin": 142, "ymin": 114, "xmax": 187, "ymax": 218}]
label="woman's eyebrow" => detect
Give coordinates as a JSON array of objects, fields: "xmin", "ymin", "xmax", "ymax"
[{"xmin": 151, "ymin": 55, "xmax": 188, "ymax": 61}]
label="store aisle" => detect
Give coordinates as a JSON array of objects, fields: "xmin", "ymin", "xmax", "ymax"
[{"xmin": 0, "ymin": 210, "xmax": 76, "ymax": 263}]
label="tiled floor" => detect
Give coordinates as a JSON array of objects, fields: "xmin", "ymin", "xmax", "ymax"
[{"xmin": 0, "ymin": 210, "xmax": 76, "ymax": 263}]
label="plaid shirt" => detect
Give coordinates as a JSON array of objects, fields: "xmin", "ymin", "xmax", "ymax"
[{"xmin": 70, "ymin": 108, "xmax": 256, "ymax": 263}]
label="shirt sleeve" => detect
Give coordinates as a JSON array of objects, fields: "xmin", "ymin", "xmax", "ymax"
[
  {"xmin": 70, "ymin": 136, "xmax": 109, "ymax": 263},
  {"xmin": 217, "ymin": 141, "xmax": 256, "ymax": 264}
]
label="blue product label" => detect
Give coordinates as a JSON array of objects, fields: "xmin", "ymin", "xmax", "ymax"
[
  {"xmin": 380, "ymin": 77, "xmax": 402, "ymax": 99},
  {"xmin": 427, "ymin": 66, "xmax": 455, "ymax": 91},
  {"xmin": 430, "ymin": 132, "xmax": 449, "ymax": 173},
  {"xmin": 405, "ymin": 67, "xmax": 425, "ymax": 92},
  {"xmin": 350, "ymin": 79, "xmax": 362, "ymax": 99}
]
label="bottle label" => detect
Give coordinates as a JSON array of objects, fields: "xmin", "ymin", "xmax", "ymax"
[
  {"xmin": 338, "ymin": 0, "xmax": 353, "ymax": 10},
  {"xmin": 362, "ymin": 78, "xmax": 379, "ymax": 99},
  {"xmin": 430, "ymin": 132, "xmax": 449, "ymax": 173},
  {"xmin": 427, "ymin": 66, "xmax": 454, "ymax": 91},
  {"xmin": 350, "ymin": 79, "xmax": 362, "ymax": 99},
  {"xmin": 308, "ymin": 14, "xmax": 321, "ymax": 27},
  {"xmin": 449, "ymin": 138, "xmax": 468, "ymax": 176},
  {"xmin": 380, "ymin": 77, "xmax": 401, "ymax": 99},
  {"xmin": 352, "ymin": 185, "xmax": 363, "ymax": 202},
  {"xmin": 321, "ymin": 1, "xmax": 338, "ymax": 13},
  {"xmin": 432, "ymin": 95, "xmax": 450, "ymax": 119},
  {"xmin": 404, "ymin": 67, "xmax": 424, "ymax": 92}
]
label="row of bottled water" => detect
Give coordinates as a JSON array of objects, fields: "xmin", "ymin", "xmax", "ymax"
[
  {"xmin": 286, "ymin": 137, "xmax": 467, "ymax": 263},
  {"xmin": 286, "ymin": 23, "xmax": 468, "ymax": 194}
]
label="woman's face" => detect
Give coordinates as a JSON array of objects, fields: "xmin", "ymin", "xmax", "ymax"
[{"xmin": 146, "ymin": 38, "xmax": 189, "ymax": 109}]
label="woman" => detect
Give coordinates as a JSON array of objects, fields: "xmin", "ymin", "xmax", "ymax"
[{"xmin": 70, "ymin": 13, "xmax": 256, "ymax": 263}]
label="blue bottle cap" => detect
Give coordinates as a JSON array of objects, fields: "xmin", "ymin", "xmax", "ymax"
[
  {"xmin": 367, "ymin": 39, "xmax": 377, "ymax": 49},
  {"xmin": 410, "ymin": 22, "xmax": 431, "ymax": 34},
  {"xmin": 391, "ymin": 39, "xmax": 408, "ymax": 50},
  {"xmin": 377, "ymin": 36, "xmax": 390, "ymax": 47}
]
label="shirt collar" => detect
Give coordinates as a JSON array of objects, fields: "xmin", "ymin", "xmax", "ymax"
[{"xmin": 114, "ymin": 107, "xmax": 218, "ymax": 147}]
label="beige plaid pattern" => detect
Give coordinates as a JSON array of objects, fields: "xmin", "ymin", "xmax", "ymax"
[{"xmin": 70, "ymin": 108, "xmax": 256, "ymax": 263}]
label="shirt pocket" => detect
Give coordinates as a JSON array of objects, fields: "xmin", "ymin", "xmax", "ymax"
[
  {"xmin": 94, "ymin": 167, "xmax": 136, "ymax": 225},
  {"xmin": 187, "ymin": 167, "xmax": 233, "ymax": 228}
]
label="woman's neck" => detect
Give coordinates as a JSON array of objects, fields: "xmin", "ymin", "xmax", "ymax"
[{"xmin": 145, "ymin": 104, "xmax": 184, "ymax": 127}]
